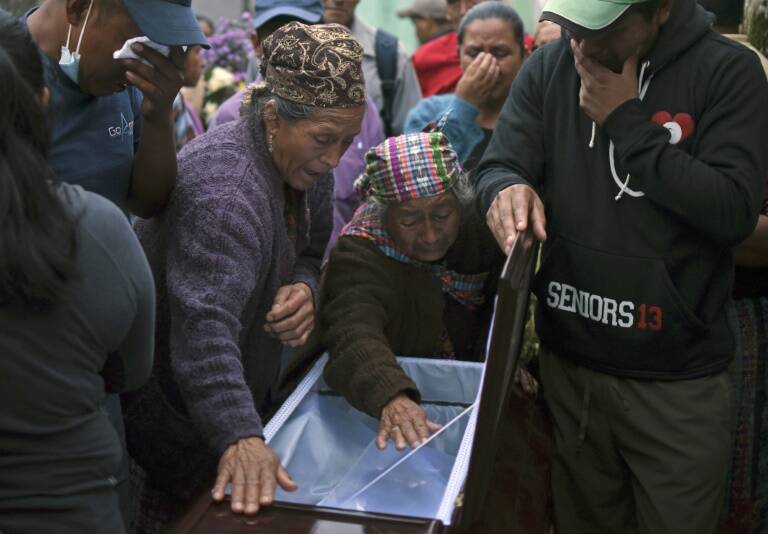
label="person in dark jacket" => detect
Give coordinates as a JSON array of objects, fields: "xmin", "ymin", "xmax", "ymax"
[
  {"xmin": 320, "ymin": 131, "xmax": 506, "ymax": 450},
  {"xmin": 476, "ymin": 0, "xmax": 768, "ymax": 532}
]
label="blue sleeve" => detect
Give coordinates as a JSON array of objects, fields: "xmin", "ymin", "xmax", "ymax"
[{"xmin": 404, "ymin": 96, "xmax": 483, "ymax": 164}]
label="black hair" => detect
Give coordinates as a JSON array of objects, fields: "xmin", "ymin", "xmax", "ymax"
[
  {"xmin": 697, "ymin": 0, "xmax": 744, "ymax": 26},
  {"xmin": 0, "ymin": 10, "xmax": 79, "ymax": 308},
  {"xmin": 457, "ymin": 1, "xmax": 525, "ymax": 55}
]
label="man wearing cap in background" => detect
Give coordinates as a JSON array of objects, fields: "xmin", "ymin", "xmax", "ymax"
[
  {"xmin": 398, "ymin": 0, "xmax": 453, "ymax": 45},
  {"xmin": 209, "ymin": 0, "xmax": 385, "ymax": 258},
  {"xmin": 209, "ymin": 0, "xmax": 326, "ymax": 128},
  {"xmin": 25, "ymin": 0, "xmax": 207, "ymax": 216},
  {"xmin": 25, "ymin": 0, "xmax": 207, "ymax": 528},
  {"xmin": 477, "ymin": 0, "xmax": 768, "ymax": 531},
  {"xmin": 323, "ymin": 0, "xmax": 422, "ymax": 135}
]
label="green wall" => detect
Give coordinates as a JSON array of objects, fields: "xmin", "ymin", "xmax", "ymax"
[{"xmin": 356, "ymin": 0, "xmax": 539, "ymax": 54}]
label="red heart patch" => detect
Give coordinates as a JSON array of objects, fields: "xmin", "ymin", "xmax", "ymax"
[
  {"xmin": 651, "ymin": 111, "xmax": 672, "ymax": 125},
  {"xmin": 652, "ymin": 111, "xmax": 695, "ymax": 144},
  {"xmin": 673, "ymin": 113, "xmax": 695, "ymax": 141}
]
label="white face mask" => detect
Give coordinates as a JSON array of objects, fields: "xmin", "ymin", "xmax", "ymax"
[{"xmin": 59, "ymin": 0, "xmax": 94, "ymax": 86}]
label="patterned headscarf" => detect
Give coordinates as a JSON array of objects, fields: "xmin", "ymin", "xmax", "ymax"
[
  {"xmin": 342, "ymin": 133, "xmax": 487, "ymax": 310},
  {"xmin": 259, "ymin": 21, "xmax": 365, "ymax": 108},
  {"xmin": 354, "ymin": 131, "xmax": 463, "ymax": 203}
]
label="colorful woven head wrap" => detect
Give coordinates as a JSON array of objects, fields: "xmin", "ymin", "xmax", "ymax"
[
  {"xmin": 259, "ymin": 21, "xmax": 365, "ymax": 108},
  {"xmin": 342, "ymin": 132, "xmax": 486, "ymax": 310},
  {"xmin": 354, "ymin": 131, "xmax": 464, "ymax": 203}
]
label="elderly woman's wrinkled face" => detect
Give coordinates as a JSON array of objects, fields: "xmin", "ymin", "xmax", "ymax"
[
  {"xmin": 386, "ymin": 191, "xmax": 461, "ymax": 263},
  {"xmin": 268, "ymin": 104, "xmax": 366, "ymax": 191}
]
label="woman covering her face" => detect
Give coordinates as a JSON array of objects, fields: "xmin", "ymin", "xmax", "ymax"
[
  {"xmin": 318, "ymin": 131, "xmax": 504, "ymax": 450},
  {"xmin": 405, "ymin": 2, "xmax": 528, "ymax": 171},
  {"xmin": 123, "ymin": 21, "xmax": 367, "ymax": 528}
]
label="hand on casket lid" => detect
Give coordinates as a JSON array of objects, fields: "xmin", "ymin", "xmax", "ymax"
[
  {"xmin": 211, "ymin": 437, "xmax": 297, "ymax": 515},
  {"xmin": 487, "ymin": 184, "xmax": 547, "ymax": 254},
  {"xmin": 378, "ymin": 394, "xmax": 443, "ymax": 450}
]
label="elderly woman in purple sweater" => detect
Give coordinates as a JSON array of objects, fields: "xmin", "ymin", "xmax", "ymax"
[{"xmin": 123, "ymin": 22, "xmax": 366, "ymax": 528}]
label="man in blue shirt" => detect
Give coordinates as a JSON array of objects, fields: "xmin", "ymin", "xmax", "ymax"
[{"xmin": 27, "ymin": 0, "xmax": 208, "ymax": 216}]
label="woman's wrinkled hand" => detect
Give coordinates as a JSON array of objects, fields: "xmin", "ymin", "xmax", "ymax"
[
  {"xmin": 264, "ymin": 283, "xmax": 314, "ymax": 347},
  {"xmin": 211, "ymin": 437, "xmax": 297, "ymax": 515},
  {"xmin": 377, "ymin": 394, "xmax": 442, "ymax": 450}
]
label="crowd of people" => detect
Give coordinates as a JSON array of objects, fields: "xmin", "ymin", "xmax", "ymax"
[{"xmin": 1, "ymin": 0, "xmax": 767, "ymax": 533}]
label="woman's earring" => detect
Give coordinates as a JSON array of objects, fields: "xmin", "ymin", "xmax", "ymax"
[{"xmin": 267, "ymin": 133, "xmax": 274, "ymax": 153}]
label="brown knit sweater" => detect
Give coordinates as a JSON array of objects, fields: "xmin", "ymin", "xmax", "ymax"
[{"xmin": 320, "ymin": 211, "xmax": 503, "ymax": 417}]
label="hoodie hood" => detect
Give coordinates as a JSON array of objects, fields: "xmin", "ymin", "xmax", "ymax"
[{"xmin": 645, "ymin": 0, "xmax": 714, "ymax": 73}]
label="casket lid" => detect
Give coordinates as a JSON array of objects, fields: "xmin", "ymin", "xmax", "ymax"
[{"xmin": 456, "ymin": 227, "xmax": 539, "ymax": 530}]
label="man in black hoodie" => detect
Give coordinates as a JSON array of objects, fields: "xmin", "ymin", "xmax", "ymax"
[{"xmin": 476, "ymin": 0, "xmax": 768, "ymax": 532}]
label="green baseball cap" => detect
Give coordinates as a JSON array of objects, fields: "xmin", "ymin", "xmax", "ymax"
[{"xmin": 540, "ymin": 0, "xmax": 650, "ymax": 33}]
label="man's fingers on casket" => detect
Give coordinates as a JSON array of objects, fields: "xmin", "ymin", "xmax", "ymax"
[
  {"xmin": 487, "ymin": 200, "xmax": 509, "ymax": 253},
  {"xmin": 277, "ymin": 465, "xmax": 297, "ymax": 491}
]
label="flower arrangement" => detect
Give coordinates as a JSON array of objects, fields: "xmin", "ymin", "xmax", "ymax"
[{"xmin": 200, "ymin": 12, "xmax": 254, "ymax": 125}]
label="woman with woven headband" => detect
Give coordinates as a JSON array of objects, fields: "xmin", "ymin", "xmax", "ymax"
[
  {"xmin": 122, "ymin": 21, "xmax": 367, "ymax": 527},
  {"xmin": 315, "ymin": 131, "xmax": 508, "ymax": 450}
]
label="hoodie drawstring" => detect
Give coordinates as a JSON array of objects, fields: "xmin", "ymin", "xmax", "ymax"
[
  {"xmin": 588, "ymin": 122, "xmax": 596, "ymax": 148},
  {"xmin": 611, "ymin": 60, "xmax": 652, "ymax": 201}
]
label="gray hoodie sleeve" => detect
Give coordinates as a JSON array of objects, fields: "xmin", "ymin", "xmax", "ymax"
[{"xmin": 77, "ymin": 191, "xmax": 155, "ymax": 393}]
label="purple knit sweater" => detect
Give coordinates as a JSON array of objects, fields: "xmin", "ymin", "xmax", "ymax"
[{"xmin": 131, "ymin": 118, "xmax": 331, "ymax": 461}]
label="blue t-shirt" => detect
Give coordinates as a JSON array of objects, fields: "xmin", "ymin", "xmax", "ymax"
[{"xmin": 32, "ymin": 27, "xmax": 143, "ymax": 211}]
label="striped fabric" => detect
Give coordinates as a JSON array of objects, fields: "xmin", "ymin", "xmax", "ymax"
[
  {"xmin": 354, "ymin": 131, "xmax": 463, "ymax": 203},
  {"xmin": 342, "ymin": 203, "xmax": 488, "ymax": 310}
]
